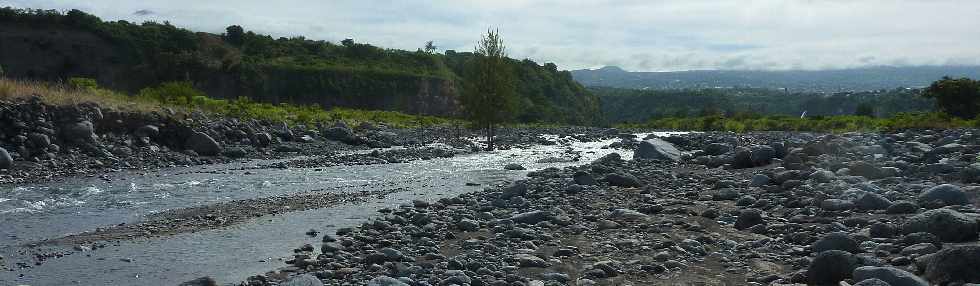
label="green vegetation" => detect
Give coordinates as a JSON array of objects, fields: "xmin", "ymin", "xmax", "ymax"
[
  {"xmin": 0, "ymin": 7, "xmax": 598, "ymax": 125},
  {"xmin": 624, "ymin": 113, "xmax": 978, "ymax": 133},
  {"xmin": 923, "ymin": 76, "xmax": 980, "ymax": 119},
  {"xmin": 462, "ymin": 29, "xmax": 517, "ymax": 150}
]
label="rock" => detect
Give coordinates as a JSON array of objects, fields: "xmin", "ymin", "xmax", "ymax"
[
  {"xmin": 62, "ymin": 120, "xmax": 96, "ymax": 143},
  {"xmin": 634, "ymin": 138, "xmax": 681, "ymax": 161},
  {"xmin": 750, "ymin": 146, "xmax": 776, "ymax": 166},
  {"xmin": 712, "ymin": 189, "xmax": 739, "ymax": 201},
  {"xmin": 870, "ymin": 223, "xmax": 897, "ymax": 238},
  {"xmin": 222, "ymin": 147, "xmax": 247, "ymax": 158},
  {"xmin": 254, "ymin": 132, "xmax": 273, "ymax": 147},
  {"xmin": 917, "ymin": 184, "xmax": 968, "ymax": 207},
  {"xmin": 886, "ymin": 201, "xmax": 919, "ymax": 214},
  {"xmin": 902, "ymin": 209, "xmax": 979, "ymax": 242},
  {"xmin": 367, "ymin": 276, "xmax": 410, "ymax": 286},
  {"xmin": 609, "ymin": 209, "xmax": 648, "ymax": 220},
  {"xmin": 850, "ymin": 161, "xmax": 884, "ymax": 179},
  {"xmin": 853, "ymin": 266, "xmax": 928, "ymax": 286},
  {"xmin": 516, "ymin": 254, "xmax": 549, "ymax": 268},
  {"xmin": 604, "ymin": 173, "xmax": 642, "ymax": 187},
  {"xmin": 813, "ymin": 232, "xmax": 861, "ymax": 253},
  {"xmin": 501, "ymin": 181, "xmax": 528, "ymax": 199},
  {"xmin": 322, "ymin": 123, "xmax": 355, "ymax": 143},
  {"xmin": 135, "ymin": 125, "xmax": 159, "ymax": 138},
  {"xmin": 457, "ymin": 219, "xmax": 480, "ymax": 231},
  {"xmin": 280, "ymin": 274, "xmax": 323, "ymax": 286},
  {"xmin": 504, "ymin": 163, "xmax": 526, "ymax": 170},
  {"xmin": 735, "ymin": 209, "xmax": 764, "ymax": 230},
  {"xmin": 855, "ymin": 193, "xmax": 893, "ymax": 210},
  {"xmin": 733, "ymin": 148, "xmax": 753, "ymax": 168},
  {"xmin": 917, "ymin": 246, "xmax": 980, "ymax": 284},
  {"xmin": 750, "ymin": 174, "xmax": 770, "ymax": 187},
  {"xmin": 28, "ymin": 133, "xmax": 50, "ymax": 148},
  {"xmin": 0, "ymin": 147, "xmax": 11, "ymax": 169},
  {"xmin": 962, "ymin": 163, "xmax": 980, "ymax": 183},
  {"xmin": 703, "ymin": 143, "xmax": 731, "ymax": 156},
  {"xmin": 178, "ymin": 277, "xmax": 218, "ymax": 286},
  {"xmin": 853, "ymin": 278, "xmax": 892, "ymax": 286},
  {"xmin": 811, "ymin": 170, "xmax": 837, "ymax": 183},
  {"xmin": 821, "ymin": 199, "xmax": 856, "ymax": 211},
  {"xmin": 900, "ymin": 243, "xmax": 939, "ymax": 257},
  {"xmin": 808, "ymin": 250, "xmax": 860, "ymax": 285},
  {"xmin": 510, "ymin": 210, "xmax": 553, "ymax": 224},
  {"xmin": 573, "ymin": 171, "xmax": 597, "ymax": 185},
  {"xmin": 186, "ymin": 131, "xmax": 221, "ymax": 156}
]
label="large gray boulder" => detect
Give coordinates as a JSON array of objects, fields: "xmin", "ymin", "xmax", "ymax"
[
  {"xmin": 962, "ymin": 163, "xmax": 980, "ymax": 183},
  {"xmin": 604, "ymin": 172, "xmax": 642, "ymax": 187},
  {"xmin": 734, "ymin": 209, "xmax": 764, "ymax": 230},
  {"xmin": 186, "ymin": 132, "xmax": 222, "ymax": 156},
  {"xmin": 634, "ymin": 138, "xmax": 681, "ymax": 161},
  {"xmin": 916, "ymin": 246, "xmax": 980, "ymax": 285},
  {"xmin": 749, "ymin": 146, "xmax": 776, "ymax": 166},
  {"xmin": 367, "ymin": 276, "xmax": 410, "ymax": 286},
  {"xmin": 902, "ymin": 209, "xmax": 978, "ymax": 242},
  {"xmin": 853, "ymin": 266, "xmax": 928, "ymax": 286},
  {"xmin": 813, "ymin": 232, "xmax": 861, "ymax": 253},
  {"xmin": 854, "ymin": 193, "xmax": 893, "ymax": 210},
  {"xmin": 917, "ymin": 184, "xmax": 969, "ymax": 206},
  {"xmin": 703, "ymin": 143, "xmax": 730, "ymax": 156},
  {"xmin": 808, "ymin": 250, "xmax": 860, "ymax": 285},
  {"xmin": 280, "ymin": 274, "xmax": 323, "ymax": 286},
  {"xmin": 322, "ymin": 121, "xmax": 355, "ymax": 143},
  {"xmin": 0, "ymin": 147, "xmax": 12, "ymax": 169},
  {"xmin": 62, "ymin": 120, "xmax": 96, "ymax": 143}
]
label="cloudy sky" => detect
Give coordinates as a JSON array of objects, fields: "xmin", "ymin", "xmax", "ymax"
[{"xmin": 3, "ymin": 0, "xmax": 979, "ymax": 71}]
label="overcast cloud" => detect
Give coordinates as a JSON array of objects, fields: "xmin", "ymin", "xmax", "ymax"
[{"xmin": 3, "ymin": 0, "xmax": 979, "ymax": 71}]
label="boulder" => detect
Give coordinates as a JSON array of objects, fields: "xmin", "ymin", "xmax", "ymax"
[
  {"xmin": 573, "ymin": 171, "xmax": 597, "ymax": 185},
  {"xmin": 886, "ymin": 201, "xmax": 919, "ymax": 214},
  {"xmin": 902, "ymin": 209, "xmax": 978, "ymax": 242},
  {"xmin": 916, "ymin": 246, "xmax": 980, "ymax": 284},
  {"xmin": 367, "ymin": 276, "xmax": 409, "ymax": 286},
  {"xmin": 510, "ymin": 210, "xmax": 553, "ymax": 224},
  {"xmin": 962, "ymin": 163, "xmax": 980, "ymax": 183},
  {"xmin": 322, "ymin": 122, "xmax": 355, "ymax": 143},
  {"xmin": 280, "ymin": 274, "xmax": 323, "ymax": 286},
  {"xmin": 853, "ymin": 266, "xmax": 928, "ymax": 286},
  {"xmin": 821, "ymin": 199, "xmax": 856, "ymax": 211},
  {"xmin": 0, "ymin": 147, "xmax": 12, "ymax": 169},
  {"xmin": 917, "ymin": 184, "xmax": 968, "ymax": 207},
  {"xmin": 604, "ymin": 173, "xmax": 642, "ymax": 187},
  {"xmin": 749, "ymin": 146, "xmax": 776, "ymax": 166},
  {"xmin": 854, "ymin": 193, "xmax": 893, "ymax": 210},
  {"xmin": 62, "ymin": 120, "xmax": 96, "ymax": 143},
  {"xmin": 185, "ymin": 132, "xmax": 222, "ymax": 156},
  {"xmin": 813, "ymin": 232, "xmax": 861, "ymax": 253},
  {"xmin": 504, "ymin": 163, "xmax": 526, "ymax": 170},
  {"xmin": 853, "ymin": 278, "xmax": 892, "ymax": 286},
  {"xmin": 749, "ymin": 174, "xmax": 770, "ymax": 187},
  {"xmin": 703, "ymin": 143, "xmax": 730, "ymax": 156},
  {"xmin": 735, "ymin": 209, "xmax": 764, "ymax": 230},
  {"xmin": 254, "ymin": 132, "xmax": 273, "ymax": 147},
  {"xmin": 808, "ymin": 250, "xmax": 860, "ymax": 285},
  {"xmin": 634, "ymin": 138, "xmax": 681, "ymax": 161},
  {"xmin": 178, "ymin": 277, "xmax": 218, "ymax": 286},
  {"xmin": 135, "ymin": 125, "xmax": 160, "ymax": 138},
  {"xmin": 850, "ymin": 161, "xmax": 884, "ymax": 179}
]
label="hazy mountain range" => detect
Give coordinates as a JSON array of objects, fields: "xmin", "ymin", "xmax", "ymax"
[{"xmin": 571, "ymin": 66, "xmax": 980, "ymax": 92}]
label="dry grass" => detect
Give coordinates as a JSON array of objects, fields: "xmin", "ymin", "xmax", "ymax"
[{"xmin": 0, "ymin": 77, "xmax": 163, "ymax": 113}]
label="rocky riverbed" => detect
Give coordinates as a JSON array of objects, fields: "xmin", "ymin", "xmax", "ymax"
[{"xmin": 238, "ymin": 129, "xmax": 980, "ymax": 286}]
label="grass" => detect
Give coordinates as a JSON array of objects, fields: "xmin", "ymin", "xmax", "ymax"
[
  {"xmin": 620, "ymin": 113, "xmax": 980, "ymax": 133},
  {"xmin": 0, "ymin": 77, "xmax": 460, "ymax": 129}
]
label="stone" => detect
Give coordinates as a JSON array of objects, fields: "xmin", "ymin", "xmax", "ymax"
[
  {"xmin": 917, "ymin": 184, "xmax": 968, "ymax": 207},
  {"xmin": 735, "ymin": 209, "xmax": 764, "ymax": 230},
  {"xmin": 222, "ymin": 147, "xmax": 247, "ymax": 158},
  {"xmin": 703, "ymin": 143, "xmax": 730, "ymax": 156},
  {"xmin": 280, "ymin": 274, "xmax": 323, "ymax": 286},
  {"xmin": 808, "ymin": 250, "xmax": 860, "ymax": 285},
  {"xmin": 0, "ymin": 147, "xmax": 12, "ymax": 169},
  {"xmin": 811, "ymin": 170, "xmax": 837, "ymax": 183},
  {"xmin": 367, "ymin": 276, "xmax": 410, "ymax": 286},
  {"xmin": 457, "ymin": 219, "xmax": 480, "ymax": 231},
  {"xmin": 886, "ymin": 201, "xmax": 919, "ymax": 214},
  {"xmin": 516, "ymin": 254, "xmax": 549, "ymax": 268},
  {"xmin": 853, "ymin": 266, "xmax": 928, "ymax": 286},
  {"xmin": 850, "ymin": 161, "xmax": 884, "ymax": 179},
  {"xmin": 186, "ymin": 132, "xmax": 221, "ymax": 156},
  {"xmin": 900, "ymin": 243, "xmax": 939, "ymax": 257},
  {"xmin": 504, "ymin": 163, "xmax": 526, "ymax": 170},
  {"xmin": 501, "ymin": 181, "xmax": 528, "ymax": 199},
  {"xmin": 962, "ymin": 163, "xmax": 980, "ymax": 183},
  {"xmin": 870, "ymin": 223, "xmax": 897, "ymax": 238},
  {"xmin": 574, "ymin": 171, "xmax": 597, "ymax": 185},
  {"xmin": 254, "ymin": 132, "xmax": 273, "ymax": 147},
  {"xmin": 510, "ymin": 210, "xmax": 553, "ymax": 224},
  {"xmin": 634, "ymin": 138, "xmax": 681, "ymax": 161},
  {"xmin": 855, "ymin": 193, "xmax": 893, "ymax": 210},
  {"xmin": 902, "ymin": 209, "xmax": 979, "ymax": 242},
  {"xmin": 135, "ymin": 125, "xmax": 160, "ymax": 138},
  {"xmin": 813, "ymin": 232, "xmax": 861, "ymax": 253},
  {"xmin": 604, "ymin": 173, "xmax": 642, "ymax": 187},
  {"xmin": 917, "ymin": 246, "xmax": 980, "ymax": 284},
  {"xmin": 178, "ymin": 277, "xmax": 218, "ymax": 286},
  {"xmin": 62, "ymin": 120, "xmax": 96, "ymax": 143},
  {"xmin": 750, "ymin": 174, "xmax": 770, "ymax": 187},
  {"xmin": 853, "ymin": 278, "xmax": 892, "ymax": 286},
  {"xmin": 750, "ymin": 145, "xmax": 776, "ymax": 166},
  {"xmin": 322, "ymin": 123, "xmax": 355, "ymax": 143},
  {"xmin": 821, "ymin": 199, "xmax": 856, "ymax": 211}
]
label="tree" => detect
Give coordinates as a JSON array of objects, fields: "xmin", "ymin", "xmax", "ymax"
[
  {"xmin": 461, "ymin": 29, "xmax": 517, "ymax": 151},
  {"xmin": 424, "ymin": 41, "xmax": 437, "ymax": 54},
  {"xmin": 225, "ymin": 25, "xmax": 244, "ymax": 46},
  {"xmin": 923, "ymin": 76, "xmax": 980, "ymax": 119},
  {"xmin": 854, "ymin": 103, "xmax": 875, "ymax": 117}
]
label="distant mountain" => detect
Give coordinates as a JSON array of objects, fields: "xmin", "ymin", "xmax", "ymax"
[{"xmin": 571, "ymin": 65, "xmax": 980, "ymax": 92}]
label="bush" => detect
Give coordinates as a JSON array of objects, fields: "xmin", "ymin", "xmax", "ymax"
[
  {"xmin": 923, "ymin": 77, "xmax": 980, "ymax": 119},
  {"xmin": 137, "ymin": 81, "xmax": 205, "ymax": 105},
  {"xmin": 68, "ymin": 77, "xmax": 99, "ymax": 90}
]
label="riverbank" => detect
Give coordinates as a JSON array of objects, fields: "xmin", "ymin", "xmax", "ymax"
[{"xmin": 248, "ymin": 129, "xmax": 980, "ymax": 286}]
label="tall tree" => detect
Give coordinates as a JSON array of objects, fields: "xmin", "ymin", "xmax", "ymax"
[
  {"xmin": 462, "ymin": 29, "xmax": 517, "ymax": 151},
  {"xmin": 923, "ymin": 76, "xmax": 980, "ymax": 119}
]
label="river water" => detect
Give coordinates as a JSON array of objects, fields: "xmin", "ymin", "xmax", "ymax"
[{"xmin": 0, "ymin": 134, "xmax": 663, "ymax": 285}]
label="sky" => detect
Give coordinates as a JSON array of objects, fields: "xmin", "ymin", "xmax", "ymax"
[{"xmin": 3, "ymin": 0, "xmax": 979, "ymax": 72}]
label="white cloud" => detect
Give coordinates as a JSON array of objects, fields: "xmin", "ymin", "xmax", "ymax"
[{"xmin": 3, "ymin": 0, "xmax": 979, "ymax": 71}]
